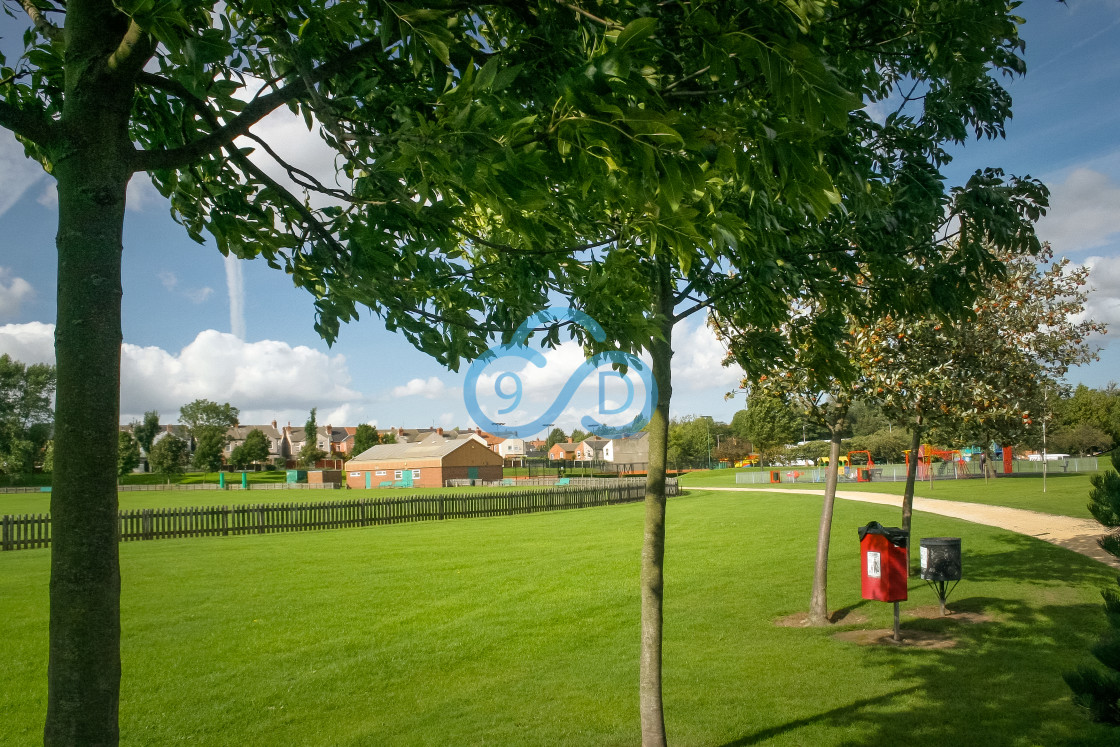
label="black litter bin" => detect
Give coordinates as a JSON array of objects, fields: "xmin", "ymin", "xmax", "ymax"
[
  {"xmin": 919, "ymin": 537, "xmax": 962, "ymax": 581},
  {"xmin": 920, "ymin": 537, "xmax": 961, "ymax": 615}
]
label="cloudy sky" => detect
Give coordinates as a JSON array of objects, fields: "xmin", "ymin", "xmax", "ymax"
[{"xmin": 2, "ymin": 0, "xmax": 1119, "ymax": 433}]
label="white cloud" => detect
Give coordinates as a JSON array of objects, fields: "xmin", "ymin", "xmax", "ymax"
[
  {"xmin": 0, "ymin": 133, "xmax": 46, "ymax": 217},
  {"xmin": 0, "ymin": 269, "xmax": 35, "ymax": 321},
  {"xmin": 0, "ymin": 323, "xmax": 363, "ymax": 422},
  {"xmin": 1037, "ymin": 168, "xmax": 1120, "ymax": 253},
  {"xmin": 233, "ymin": 77, "xmax": 347, "ymax": 210},
  {"xmin": 392, "ymin": 376, "xmax": 451, "ymax": 399},
  {"xmin": 1081, "ymin": 255, "xmax": 1120, "ymax": 337},
  {"xmin": 224, "ymin": 255, "xmax": 246, "ymax": 338},
  {"xmin": 159, "ymin": 271, "xmax": 178, "ymax": 291},
  {"xmin": 0, "ymin": 321, "xmax": 55, "ymax": 364},
  {"xmin": 670, "ymin": 317, "xmax": 745, "ymax": 393}
]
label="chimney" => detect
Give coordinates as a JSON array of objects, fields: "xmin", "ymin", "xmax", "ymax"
[
  {"xmin": 436, "ymin": 427, "xmax": 444, "ymax": 435},
  {"xmin": 271, "ymin": 420, "xmax": 277, "ymax": 430}
]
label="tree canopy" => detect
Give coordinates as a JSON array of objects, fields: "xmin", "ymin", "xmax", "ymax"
[
  {"xmin": 0, "ymin": 353, "xmax": 55, "ymax": 475},
  {"xmin": 0, "ymin": 0, "xmax": 1058, "ymax": 742},
  {"xmin": 179, "ymin": 399, "xmax": 239, "ymax": 472}
]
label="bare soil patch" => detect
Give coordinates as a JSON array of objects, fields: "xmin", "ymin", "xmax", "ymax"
[
  {"xmin": 833, "ymin": 628, "xmax": 958, "ymax": 648},
  {"xmin": 774, "ymin": 608, "xmax": 870, "ymax": 628}
]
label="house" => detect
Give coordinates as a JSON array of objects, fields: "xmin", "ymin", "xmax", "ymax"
[
  {"xmin": 575, "ymin": 438, "xmax": 608, "ymax": 462},
  {"xmin": 344, "ymin": 437, "xmax": 504, "ymax": 488},
  {"xmin": 548, "ymin": 441, "xmax": 578, "ymax": 461},
  {"xmin": 491, "ymin": 437, "xmax": 526, "ymax": 467},
  {"xmin": 225, "ymin": 421, "xmax": 284, "ymax": 461},
  {"xmin": 380, "ymin": 427, "xmax": 488, "ymax": 446},
  {"xmin": 602, "ymin": 432, "xmax": 649, "ymax": 472}
]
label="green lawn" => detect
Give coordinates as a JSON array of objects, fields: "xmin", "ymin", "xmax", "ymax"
[
  {"xmin": 681, "ymin": 468, "xmax": 1103, "ymax": 520},
  {"xmin": 1, "ymin": 489, "xmax": 1115, "ymax": 745},
  {"xmin": 0, "ymin": 484, "xmax": 544, "ymax": 515}
]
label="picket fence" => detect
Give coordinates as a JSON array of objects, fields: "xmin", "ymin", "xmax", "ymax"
[{"xmin": 0, "ymin": 481, "xmax": 679, "ymax": 552}]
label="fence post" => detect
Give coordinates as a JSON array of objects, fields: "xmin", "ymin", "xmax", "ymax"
[
  {"xmin": 142, "ymin": 508, "xmax": 152, "ymax": 541},
  {"xmin": 2, "ymin": 515, "xmax": 10, "ymax": 551},
  {"xmin": 439, "ymin": 496, "xmax": 444, "ymax": 521}
]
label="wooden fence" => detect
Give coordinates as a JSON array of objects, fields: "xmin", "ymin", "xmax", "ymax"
[{"xmin": 0, "ymin": 481, "xmax": 679, "ymax": 551}]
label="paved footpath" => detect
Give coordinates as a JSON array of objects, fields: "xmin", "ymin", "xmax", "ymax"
[{"xmin": 702, "ymin": 486, "xmax": 1119, "ymax": 569}]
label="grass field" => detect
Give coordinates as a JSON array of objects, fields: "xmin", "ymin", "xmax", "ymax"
[
  {"xmin": 1, "ymin": 488, "xmax": 1115, "ymax": 745},
  {"xmin": 681, "ymin": 468, "xmax": 1102, "ymax": 520},
  {"xmin": 0, "ymin": 483, "xmax": 539, "ymax": 515}
]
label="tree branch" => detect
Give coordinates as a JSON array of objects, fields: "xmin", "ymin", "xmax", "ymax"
[
  {"xmin": 136, "ymin": 71, "xmax": 347, "ymax": 256},
  {"xmin": 20, "ymin": 0, "xmax": 62, "ymax": 41},
  {"xmin": 132, "ymin": 39, "xmax": 383, "ymax": 173},
  {"xmin": 0, "ymin": 98, "xmax": 57, "ymax": 147},
  {"xmin": 554, "ymin": 1, "xmax": 623, "ymax": 29},
  {"xmin": 107, "ymin": 20, "xmax": 154, "ymax": 78}
]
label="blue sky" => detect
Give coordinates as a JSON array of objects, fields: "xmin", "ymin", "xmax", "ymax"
[{"xmin": 2, "ymin": 0, "xmax": 1119, "ymax": 432}]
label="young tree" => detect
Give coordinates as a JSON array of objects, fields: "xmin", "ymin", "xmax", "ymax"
[
  {"xmin": 116, "ymin": 432, "xmax": 140, "ymax": 478},
  {"xmin": 351, "ymin": 424, "xmax": 378, "ymax": 456},
  {"xmin": 179, "ymin": 400, "xmax": 239, "ymax": 473},
  {"xmin": 864, "ymin": 247, "xmax": 1104, "ymax": 534},
  {"xmin": 1065, "ymin": 450, "xmax": 1120, "ymax": 723},
  {"xmin": 0, "ymin": 0, "xmax": 1054, "ymax": 741},
  {"xmin": 147, "ymin": 436, "xmax": 188, "ymax": 478},
  {"xmin": 240, "ymin": 429, "xmax": 271, "ymax": 466},
  {"xmin": 298, "ymin": 409, "xmax": 328, "ymax": 468},
  {"xmin": 131, "ymin": 411, "xmax": 161, "ymax": 467}
]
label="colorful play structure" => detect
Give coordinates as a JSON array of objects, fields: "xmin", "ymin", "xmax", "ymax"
[{"xmin": 902, "ymin": 445, "xmax": 1014, "ymax": 479}]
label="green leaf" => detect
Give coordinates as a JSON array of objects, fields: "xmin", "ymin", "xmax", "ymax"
[{"xmin": 615, "ymin": 17, "xmax": 657, "ymax": 50}]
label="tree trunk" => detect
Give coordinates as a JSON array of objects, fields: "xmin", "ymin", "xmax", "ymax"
[
  {"xmin": 901, "ymin": 418, "xmax": 923, "ymax": 536},
  {"xmin": 808, "ymin": 427, "xmax": 843, "ymax": 625},
  {"xmin": 639, "ymin": 255, "xmax": 674, "ymax": 747},
  {"xmin": 45, "ymin": 17, "xmax": 134, "ymax": 743}
]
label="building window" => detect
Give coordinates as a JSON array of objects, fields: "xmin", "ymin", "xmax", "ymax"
[
  {"xmin": 375, "ymin": 470, "xmax": 386, "ymax": 476},
  {"xmin": 412, "ymin": 469, "xmax": 421, "ymax": 478},
  {"xmin": 394, "ymin": 470, "xmax": 403, "ymax": 480}
]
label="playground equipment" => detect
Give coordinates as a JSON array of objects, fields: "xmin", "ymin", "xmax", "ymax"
[
  {"xmin": 735, "ymin": 454, "xmax": 760, "ymax": 468},
  {"xmin": 904, "ymin": 446, "xmax": 969, "ymax": 480},
  {"xmin": 817, "ymin": 454, "xmax": 850, "ymax": 468},
  {"xmin": 847, "ymin": 450, "xmax": 875, "ymax": 482}
]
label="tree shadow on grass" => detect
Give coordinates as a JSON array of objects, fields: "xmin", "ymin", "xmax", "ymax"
[
  {"xmin": 951, "ymin": 531, "xmax": 1115, "ymax": 589},
  {"xmin": 718, "ymin": 686, "xmax": 922, "ymax": 746},
  {"xmin": 719, "ymin": 536, "xmax": 1119, "ymax": 747}
]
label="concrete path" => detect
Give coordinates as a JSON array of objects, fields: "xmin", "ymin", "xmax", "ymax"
[{"xmin": 701, "ymin": 486, "xmax": 1119, "ymax": 568}]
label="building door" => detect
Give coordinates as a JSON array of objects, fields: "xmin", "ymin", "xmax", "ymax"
[{"xmin": 468, "ymin": 467, "xmax": 479, "ymax": 482}]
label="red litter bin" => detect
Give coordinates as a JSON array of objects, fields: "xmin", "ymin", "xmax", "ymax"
[{"xmin": 858, "ymin": 522, "xmax": 909, "ymax": 602}]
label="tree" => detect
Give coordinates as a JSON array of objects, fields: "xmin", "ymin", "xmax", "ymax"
[
  {"xmin": 569, "ymin": 428, "xmax": 589, "ymax": 445},
  {"xmin": 0, "ymin": 354, "xmax": 56, "ymax": 475},
  {"xmin": 864, "ymin": 246, "xmax": 1103, "ymax": 534},
  {"xmin": 1065, "ymin": 450, "xmax": 1120, "ymax": 723},
  {"xmin": 147, "ymin": 436, "xmax": 188, "ymax": 478},
  {"xmin": 352, "ymin": 424, "xmax": 378, "ymax": 456},
  {"xmin": 1051, "ymin": 424, "xmax": 1112, "ymax": 457},
  {"xmin": 116, "ymin": 432, "xmax": 140, "ymax": 478},
  {"xmin": 230, "ymin": 428, "xmax": 270, "ymax": 469},
  {"xmin": 666, "ymin": 416, "xmax": 719, "ymax": 468},
  {"xmin": 180, "ymin": 399, "xmax": 239, "ymax": 473},
  {"xmin": 0, "ymin": 0, "xmax": 1052, "ymax": 741},
  {"xmin": 379, "ymin": 431, "xmax": 397, "ymax": 446},
  {"xmin": 298, "ymin": 409, "xmax": 328, "ymax": 468},
  {"xmin": 545, "ymin": 428, "xmax": 567, "ymax": 450},
  {"xmin": 131, "ymin": 411, "xmax": 161, "ymax": 468},
  {"xmin": 735, "ymin": 397, "xmax": 799, "ymax": 467}
]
